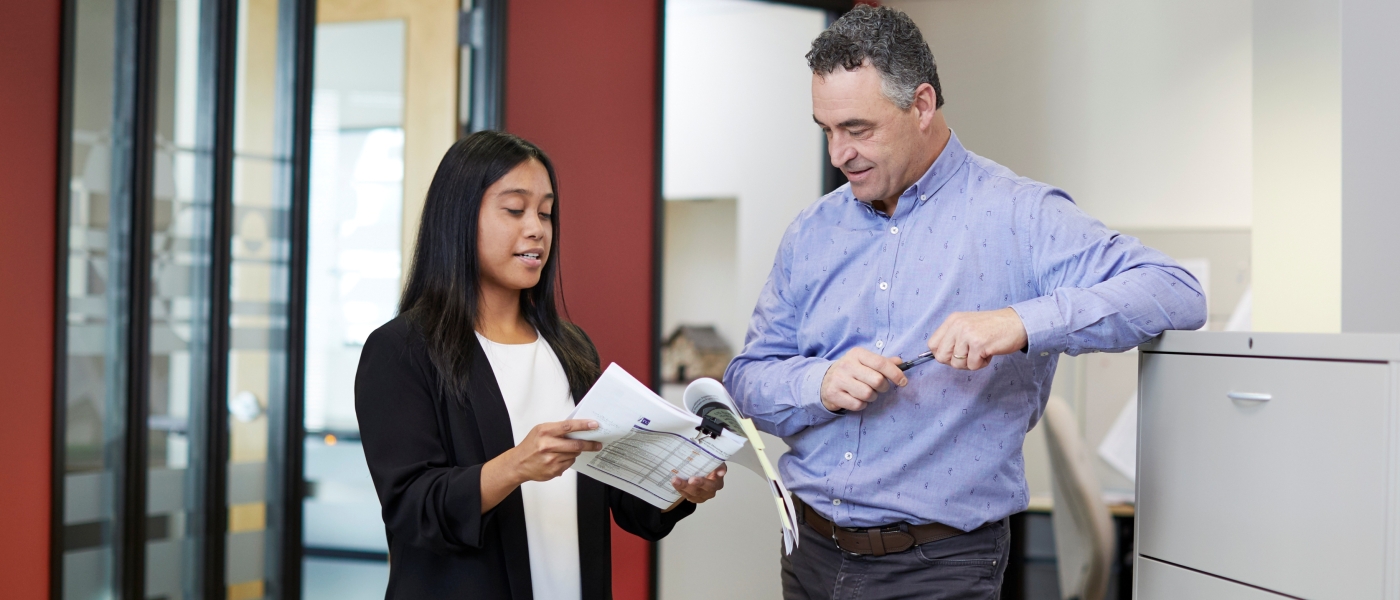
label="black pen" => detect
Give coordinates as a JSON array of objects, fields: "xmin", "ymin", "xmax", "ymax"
[{"xmin": 898, "ymin": 351, "xmax": 936, "ymax": 371}]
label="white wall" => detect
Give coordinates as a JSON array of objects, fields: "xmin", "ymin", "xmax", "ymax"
[
  {"xmin": 663, "ymin": 0, "xmax": 826, "ymax": 351},
  {"xmin": 1252, "ymin": 0, "xmax": 1340, "ymax": 332},
  {"xmin": 663, "ymin": 199, "xmax": 741, "ymax": 352},
  {"xmin": 659, "ymin": 1, "xmax": 826, "ymax": 599},
  {"xmin": 887, "ymin": 0, "xmax": 1253, "ymax": 230}
]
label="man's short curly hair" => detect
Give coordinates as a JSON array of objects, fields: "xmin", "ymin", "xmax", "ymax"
[{"xmin": 805, "ymin": 5, "xmax": 943, "ymax": 110}]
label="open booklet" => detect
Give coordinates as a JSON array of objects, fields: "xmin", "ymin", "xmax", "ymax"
[{"xmin": 566, "ymin": 363, "xmax": 800, "ymax": 554}]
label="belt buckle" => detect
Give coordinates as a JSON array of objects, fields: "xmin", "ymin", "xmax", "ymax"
[
  {"xmin": 830, "ymin": 524, "xmax": 851, "ymax": 547},
  {"xmin": 882, "ymin": 523, "xmax": 916, "ymax": 554},
  {"xmin": 833, "ymin": 523, "xmax": 917, "ymax": 556},
  {"xmin": 831, "ymin": 524, "xmax": 859, "ymax": 554}
]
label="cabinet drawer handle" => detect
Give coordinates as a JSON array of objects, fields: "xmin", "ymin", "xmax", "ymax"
[{"xmin": 1227, "ymin": 392, "xmax": 1272, "ymax": 402}]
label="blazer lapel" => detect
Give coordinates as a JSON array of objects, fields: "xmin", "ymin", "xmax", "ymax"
[
  {"xmin": 465, "ymin": 335, "xmax": 533, "ymax": 600},
  {"xmin": 466, "ymin": 335, "xmax": 516, "ymax": 457}
]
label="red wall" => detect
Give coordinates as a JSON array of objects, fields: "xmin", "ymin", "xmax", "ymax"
[
  {"xmin": 0, "ymin": 1, "xmax": 60, "ymax": 597},
  {"xmin": 504, "ymin": 1, "xmax": 660, "ymax": 598}
]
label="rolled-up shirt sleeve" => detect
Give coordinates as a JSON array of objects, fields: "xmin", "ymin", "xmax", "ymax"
[
  {"xmin": 724, "ymin": 220, "xmax": 842, "ymax": 438},
  {"xmin": 1009, "ymin": 189, "xmax": 1207, "ymax": 356}
]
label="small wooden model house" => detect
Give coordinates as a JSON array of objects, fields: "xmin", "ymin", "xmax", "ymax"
[{"xmin": 661, "ymin": 325, "xmax": 733, "ymax": 383}]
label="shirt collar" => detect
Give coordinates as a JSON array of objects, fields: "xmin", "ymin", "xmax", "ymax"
[
  {"xmin": 843, "ymin": 129, "xmax": 968, "ymax": 211},
  {"xmin": 906, "ymin": 129, "xmax": 967, "ymax": 206}
]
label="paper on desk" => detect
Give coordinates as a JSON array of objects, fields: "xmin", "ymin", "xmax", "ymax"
[
  {"xmin": 1097, "ymin": 392, "xmax": 1138, "ymax": 481},
  {"xmin": 567, "ymin": 364, "xmax": 745, "ymax": 510}
]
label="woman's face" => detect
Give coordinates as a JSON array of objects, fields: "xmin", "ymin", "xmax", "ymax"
[{"xmin": 477, "ymin": 158, "xmax": 555, "ymax": 295}]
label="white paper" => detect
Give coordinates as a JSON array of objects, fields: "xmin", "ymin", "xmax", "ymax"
[
  {"xmin": 568, "ymin": 364, "xmax": 744, "ymax": 509},
  {"xmin": 566, "ymin": 365, "xmax": 799, "ymax": 553},
  {"xmin": 1225, "ymin": 286, "xmax": 1252, "ymax": 332},
  {"xmin": 1097, "ymin": 392, "xmax": 1138, "ymax": 481},
  {"xmin": 683, "ymin": 378, "xmax": 800, "ymax": 553}
]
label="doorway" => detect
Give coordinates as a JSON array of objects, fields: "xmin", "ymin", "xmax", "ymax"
[{"xmin": 300, "ymin": 0, "xmax": 458, "ymax": 597}]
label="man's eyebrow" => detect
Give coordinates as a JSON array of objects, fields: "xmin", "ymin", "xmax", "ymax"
[{"xmin": 811, "ymin": 115, "xmax": 876, "ymax": 130}]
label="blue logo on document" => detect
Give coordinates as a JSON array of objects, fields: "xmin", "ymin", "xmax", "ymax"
[{"xmin": 638, "ymin": 418, "xmax": 651, "ymax": 425}]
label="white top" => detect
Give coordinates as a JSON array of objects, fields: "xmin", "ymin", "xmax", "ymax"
[{"xmin": 476, "ymin": 332, "xmax": 581, "ymax": 600}]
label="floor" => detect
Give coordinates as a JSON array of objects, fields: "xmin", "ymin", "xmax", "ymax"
[{"xmin": 303, "ymin": 558, "xmax": 389, "ymax": 600}]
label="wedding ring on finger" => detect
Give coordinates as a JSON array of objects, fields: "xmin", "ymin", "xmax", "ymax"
[{"xmin": 953, "ymin": 354, "xmax": 968, "ymax": 360}]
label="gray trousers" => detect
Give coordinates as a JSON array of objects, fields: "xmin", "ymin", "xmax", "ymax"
[{"xmin": 781, "ymin": 514, "xmax": 1010, "ymax": 600}]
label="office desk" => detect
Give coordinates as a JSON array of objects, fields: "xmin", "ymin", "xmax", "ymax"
[
  {"xmin": 1024, "ymin": 495, "xmax": 1136, "ymax": 517},
  {"xmin": 1136, "ymin": 331, "xmax": 1400, "ymax": 599}
]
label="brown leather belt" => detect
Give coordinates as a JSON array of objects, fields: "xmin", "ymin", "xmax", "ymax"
[{"xmin": 795, "ymin": 496, "xmax": 972, "ymax": 557}]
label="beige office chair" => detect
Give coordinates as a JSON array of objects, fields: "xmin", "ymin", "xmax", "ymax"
[{"xmin": 1042, "ymin": 395, "xmax": 1116, "ymax": 600}]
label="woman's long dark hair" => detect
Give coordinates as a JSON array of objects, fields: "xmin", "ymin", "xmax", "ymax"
[{"xmin": 398, "ymin": 130, "xmax": 599, "ymax": 401}]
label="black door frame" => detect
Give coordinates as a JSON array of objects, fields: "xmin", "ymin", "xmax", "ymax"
[{"xmin": 50, "ymin": 0, "xmax": 316, "ymax": 597}]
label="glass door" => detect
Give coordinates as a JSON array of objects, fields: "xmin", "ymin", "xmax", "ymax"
[
  {"xmin": 55, "ymin": 0, "xmax": 316, "ymax": 598},
  {"xmin": 300, "ymin": 0, "xmax": 459, "ymax": 597}
]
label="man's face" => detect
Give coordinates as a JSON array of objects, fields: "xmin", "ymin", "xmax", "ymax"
[{"xmin": 812, "ymin": 64, "xmax": 927, "ymax": 205}]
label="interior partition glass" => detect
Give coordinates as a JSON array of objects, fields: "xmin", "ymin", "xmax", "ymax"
[
  {"xmin": 227, "ymin": 0, "xmax": 305, "ymax": 597},
  {"xmin": 145, "ymin": 0, "xmax": 217, "ymax": 597},
  {"xmin": 62, "ymin": 0, "xmax": 127, "ymax": 597},
  {"xmin": 301, "ymin": 18, "xmax": 404, "ymax": 599}
]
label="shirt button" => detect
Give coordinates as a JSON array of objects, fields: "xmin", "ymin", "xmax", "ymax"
[
  {"xmin": 879, "ymin": 281, "xmax": 889, "ymax": 291},
  {"xmin": 875, "ymin": 340, "xmax": 884, "ymax": 349},
  {"xmin": 844, "ymin": 452, "xmax": 854, "ymax": 460},
  {"xmin": 890, "ymin": 226, "xmax": 899, "ymax": 235},
  {"xmin": 1040, "ymin": 351, "xmax": 1050, "ymax": 357},
  {"xmin": 833, "ymin": 499, "xmax": 842, "ymax": 506},
  {"xmin": 919, "ymin": 194, "xmax": 927, "ymax": 201}
]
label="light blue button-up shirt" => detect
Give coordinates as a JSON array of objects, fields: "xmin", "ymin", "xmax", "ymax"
[{"xmin": 724, "ymin": 132, "xmax": 1206, "ymax": 530}]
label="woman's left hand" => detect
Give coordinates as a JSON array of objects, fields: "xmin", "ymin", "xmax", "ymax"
[{"xmin": 670, "ymin": 464, "xmax": 727, "ymax": 504}]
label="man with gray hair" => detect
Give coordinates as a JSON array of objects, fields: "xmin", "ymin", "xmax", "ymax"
[{"xmin": 724, "ymin": 5, "xmax": 1206, "ymax": 598}]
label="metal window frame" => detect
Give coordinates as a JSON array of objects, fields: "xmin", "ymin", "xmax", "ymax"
[
  {"xmin": 111, "ymin": 0, "xmax": 161, "ymax": 595},
  {"xmin": 196, "ymin": 0, "xmax": 240, "ymax": 596},
  {"xmin": 265, "ymin": 0, "xmax": 317, "ymax": 597},
  {"xmin": 772, "ymin": 0, "xmax": 855, "ymax": 10},
  {"xmin": 51, "ymin": 0, "xmax": 313, "ymax": 597},
  {"xmin": 467, "ymin": 0, "xmax": 508, "ymax": 133},
  {"xmin": 649, "ymin": 0, "xmax": 666, "ymax": 594},
  {"xmin": 49, "ymin": 0, "xmax": 77, "ymax": 596},
  {"xmin": 817, "ymin": 4, "xmax": 851, "ymax": 195}
]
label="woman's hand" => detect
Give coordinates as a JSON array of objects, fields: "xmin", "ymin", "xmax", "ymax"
[
  {"xmin": 669, "ymin": 464, "xmax": 727, "ymax": 506},
  {"xmin": 481, "ymin": 419, "xmax": 601, "ymax": 512},
  {"xmin": 510, "ymin": 419, "xmax": 603, "ymax": 482}
]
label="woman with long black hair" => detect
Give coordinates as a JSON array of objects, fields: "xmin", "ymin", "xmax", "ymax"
[{"xmin": 355, "ymin": 130, "xmax": 725, "ymax": 599}]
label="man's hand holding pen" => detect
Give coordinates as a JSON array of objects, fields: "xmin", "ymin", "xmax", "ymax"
[
  {"xmin": 819, "ymin": 308, "xmax": 1029, "ymax": 412},
  {"xmin": 820, "ymin": 348, "xmax": 908, "ymax": 413}
]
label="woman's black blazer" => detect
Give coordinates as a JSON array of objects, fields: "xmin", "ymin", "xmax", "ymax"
[{"xmin": 354, "ymin": 314, "xmax": 695, "ymax": 599}]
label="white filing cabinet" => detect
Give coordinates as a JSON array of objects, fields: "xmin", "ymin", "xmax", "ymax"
[{"xmin": 1136, "ymin": 331, "xmax": 1400, "ymax": 599}]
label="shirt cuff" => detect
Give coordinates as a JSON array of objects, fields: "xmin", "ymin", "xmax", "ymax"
[
  {"xmin": 800, "ymin": 359, "xmax": 844, "ymax": 424},
  {"xmin": 1010, "ymin": 295, "xmax": 1069, "ymax": 357}
]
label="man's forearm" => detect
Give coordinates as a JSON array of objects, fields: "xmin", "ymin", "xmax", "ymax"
[
  {"xmin": 725, "ymin": 355, "xmax": 839, "ymax": 437},
  {"xmin": 1015, "ymin": 263, "xmax": 1206, "ymax": 356}
]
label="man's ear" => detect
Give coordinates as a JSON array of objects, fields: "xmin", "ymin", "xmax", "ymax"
[{"xmin": 913, "ymin": 82, "xmax": 938, "ymax": 131}]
